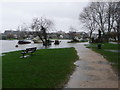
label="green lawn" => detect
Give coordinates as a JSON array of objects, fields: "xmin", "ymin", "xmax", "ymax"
[
  {"xmin": 2, "ymin": 48, "xmax": 78, "ymax": 88},
  {"xmin": 85, "ymin": 43, "xmax": 120, "ymax": 70}
]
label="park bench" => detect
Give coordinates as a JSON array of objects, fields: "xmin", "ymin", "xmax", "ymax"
[{"xmin": 21, "ymin": 47, "xmax": 37, "ymax": 58}]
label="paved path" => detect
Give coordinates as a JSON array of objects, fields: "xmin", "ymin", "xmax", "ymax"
[{"xmin": 65, "ymin": 43, "xmax": 118, "ymax": 88}]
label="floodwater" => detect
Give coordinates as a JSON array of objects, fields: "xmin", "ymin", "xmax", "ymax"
[
  {"xmin": 104, "ymin": 49, "xmax": 120, "ymax": 53},
  {"xmin": 0, "ymin": 40, "xmax": 76, "ymax": 53},
  {"xmin": 1, "ymin": 40, "xmax": 43, "ymax": 53}
]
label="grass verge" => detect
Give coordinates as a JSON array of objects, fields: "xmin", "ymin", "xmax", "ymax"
[{"xmin": 2, "ymin": 47, "xmax": 78, "ymax": 88}]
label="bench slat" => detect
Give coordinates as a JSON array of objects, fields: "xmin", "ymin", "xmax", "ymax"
[{"xmin": 21, "ymin": 47, "xmax": 37, "ymax": 58}]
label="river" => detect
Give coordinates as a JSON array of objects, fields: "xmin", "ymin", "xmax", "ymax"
[{"xmin": 0, "ymin": 40, "xmax": 76, "ymax": 53}]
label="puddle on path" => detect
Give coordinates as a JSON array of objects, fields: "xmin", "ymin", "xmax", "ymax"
[
  {"xmin": 74, "ymin": 61, "xmax": 95, "ymax": 70},
  {"xmin": 94, "ymin": 61, "xmax": 116, "ymax": 65},
  {"xmin": 74, "ymin": 60, "xmax": 112, "ymax": 66},
  {"xmin": 75, "ymin": 60, "xmax": 112, "ymax": 72},
  {"xmin": 78, "ymin": 65, "xmax": 95, "ymax": 70}
]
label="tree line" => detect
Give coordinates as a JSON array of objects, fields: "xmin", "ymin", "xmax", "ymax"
[{"xmin": 79, "ymin": 2, "xmax": 120, "ymax": 42}]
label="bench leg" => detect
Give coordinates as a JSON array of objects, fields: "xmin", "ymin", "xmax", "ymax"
[{"xmin": 22, "ymin": 53, "xmax": 25, "ymax": 58}]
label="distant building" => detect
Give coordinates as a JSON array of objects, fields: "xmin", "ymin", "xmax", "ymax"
[
  {"xmin": 57, "ymin": 31, "xmax": 66, "ymax": 34},
  {"xmin": 48, "ymin": 31, "xmax": 69, "ymax": 39},
  {"xmin": 68, "ymin": 31, "xmax": 88, "ymax": 40},
  {"xmin": 3, "ymin": 30, "xmax": 20, "ymax": 39}
]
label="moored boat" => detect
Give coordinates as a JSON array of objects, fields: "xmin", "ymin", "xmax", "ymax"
[
  {"xmin": 32, "ymin": 36, "xmax": 42, "ymax": 43},
  {"xmin": 18, "ymin": 40, "xmax": 31, "ymax": 44},
  {"xmin": 54, "ymin": 40, "xmax": 60, "ymax": 45}
]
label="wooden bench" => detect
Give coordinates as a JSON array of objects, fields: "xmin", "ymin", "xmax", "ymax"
[{"xmin": 21, "ymin": 47, "xmax": 37, "ymax": 58}]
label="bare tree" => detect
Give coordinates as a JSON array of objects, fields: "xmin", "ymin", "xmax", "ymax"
[
  {"xmin": 106, "ymin": 2, "xmax": 120, "ymax": 41},
  {"xmin": 68, "ymin": 26, "xmax": 77, "ymax": 40},
  {"xmin": 79, "ymin": 2, "xmax": 120, "ymax": 42},
  {"xmin": 91, "ymin": 2, "xmax": 108, "ymax": 35},
  {"xmin": 79, "ymin": 4, "xmax": 98, "ymax": 42},
  {"xmin": 105, "ymin": 2, "xmax": 117, "ymax": 41},
  {"xmin": 17, "ymin": 23, "xmax": 29, "ymax": 39},
  {"xmin": 114, "ymin": 2, "xmax": 120, "ymax": 41},
  {"xmin": 107, "ymin": 2, "xmax": 114, "ymax": 33},
  {"xmin": 31, "ymin": 17, "xmax": 54, "ymax": 46}
]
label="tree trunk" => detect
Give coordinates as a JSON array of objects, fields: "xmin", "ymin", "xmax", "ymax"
[
  {"xmin": 43, "ymin": 29, "xmax": 48, "ymax": 47},
  {"xmin": 117, "ymin": 24, "xmax": 120, "ymax": 42},
  {"xmin": 89, "ymin": 31, "xmax": 92, "ymax": 43}
]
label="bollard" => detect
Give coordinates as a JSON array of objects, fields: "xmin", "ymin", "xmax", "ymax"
[{"xmin": 97, "ymin": 44, "xmax": 102, "ymax": 49}]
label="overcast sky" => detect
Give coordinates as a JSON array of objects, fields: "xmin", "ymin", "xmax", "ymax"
[{"xmin": 0, "ymin": 1, "xmax": 90, "ymax": 33}]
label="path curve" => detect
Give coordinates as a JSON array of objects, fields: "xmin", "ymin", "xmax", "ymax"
[{"xmin": 65, "ymin": 43, "xmax": 118, "ymax": 88}]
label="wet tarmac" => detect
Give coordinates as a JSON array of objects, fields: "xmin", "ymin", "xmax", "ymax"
[{"xmin": 65, "ymin": 43, "xmax": 118, "ymax": 88}]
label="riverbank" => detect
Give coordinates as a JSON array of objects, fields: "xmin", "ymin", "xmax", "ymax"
[{"xmin": 2, "ymin": 47, "xmax": 78, "ymax": 88}]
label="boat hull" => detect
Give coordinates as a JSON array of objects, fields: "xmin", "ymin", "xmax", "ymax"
[{"xmin": 18, "ymin": 40, "xmax": 31, "ymax": 44}]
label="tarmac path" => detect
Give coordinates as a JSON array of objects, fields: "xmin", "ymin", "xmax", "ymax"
[{"xmin": 65, "ymin": 43, "xmax": 118, "ymax": 88}]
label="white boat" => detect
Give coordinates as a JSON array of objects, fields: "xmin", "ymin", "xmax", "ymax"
[{"xmin": 32, "ymin": 36, "xmax": 42, "ymax": 43}]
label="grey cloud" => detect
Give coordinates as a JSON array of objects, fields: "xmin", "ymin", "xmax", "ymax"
[{"xmin": 1, "ymin": 2, "xmax": 89, "ymax": 33}]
